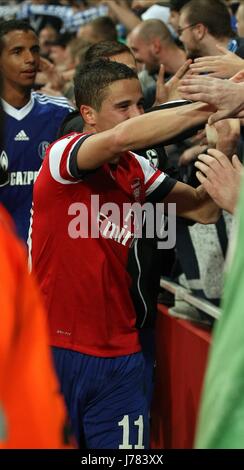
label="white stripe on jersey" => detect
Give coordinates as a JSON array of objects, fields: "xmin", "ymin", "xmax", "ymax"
[
  {"xmin": 49, "ymin": 135, "xmax": 82, "ymax": 185},
  {"xmin": 130, "ymin": 151, "xmax": 167, "ymax": 196},
  {"xmin": 27, "ymin": 204, "xmax": 34, "ymax": 272},
  {"xmin": 145, "ymin": 173, "xmax": 167, "ymax": 197},
  {"xmin": 32, "ymin": 92, "xmax": 74, "ymax": 110},
  {"xmin": 134, "ymin": 238, "xmax": 148, "ymax": 327}
]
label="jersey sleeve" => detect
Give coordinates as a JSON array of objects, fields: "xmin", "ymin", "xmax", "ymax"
[
  {"xmin": 131, "ymin": 152, "xmax": 177, "ymax": 202},
  {"xmin": 48, "ymin": 133, "xmax": 93, "ymax": 184}
]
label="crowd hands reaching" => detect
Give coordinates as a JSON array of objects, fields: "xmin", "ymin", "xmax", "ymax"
[
  {"xmin": 152, "ymin": 54, "xmax": 244, "ymax": 215},
  {"xmin": 177, "ymin": 62, "xmax": 244, "ymax": 214},
  {"xmin": 154, "ymin": 61, "xmax": 244, "ymax": 216}
]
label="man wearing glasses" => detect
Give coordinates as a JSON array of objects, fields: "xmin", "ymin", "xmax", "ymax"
[{"xmin": 178, "ymin": 0, "xmax": 244, "ymax": 60}]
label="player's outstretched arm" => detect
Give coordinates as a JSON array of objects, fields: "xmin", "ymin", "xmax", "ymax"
[{"xmin": 76, "ymin": 101, "xmax": 212, "ymax": 170}]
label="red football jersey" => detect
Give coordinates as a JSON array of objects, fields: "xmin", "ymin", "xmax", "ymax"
[{"xmin": 29, "ymin": 133, "xmax": 175, "ymax": 357}]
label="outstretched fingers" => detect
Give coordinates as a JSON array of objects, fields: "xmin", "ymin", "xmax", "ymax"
[
  {"xmin": 174, "ymin": 59, "xmax": 192, "ymax": 80},
  {"xmin": 195, "ymin": 170, "xmax": 217, "ymax": 199},
  {"xmin": 208, "ymin": 110, "xmax": 231, "ymax": 125},
  {"xmin": 178, "ymin": 76, "xmax": 215, "ymax": 101},
  {"xmin": 195, "ymin": 158, "xmax": 216, "ymax": 181},
  {"xmin": 230, "ymin": 70, "xmax": 244, "ymax": 83},
  {"xmin": 157, "ymin": 63, "xmax": 165, "ymax": 84},
  {"xmin": 232, "ymin": 154, "xmax": 243, "ymax": 171},
  {"xmin": 199, "ymin": 148, "xmax": 232, "ymax": 169}
]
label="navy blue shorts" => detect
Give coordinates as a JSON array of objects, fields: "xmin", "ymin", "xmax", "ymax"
[{"xmin": 52, "ymin": 348, "xmax": 149, "ymax": 449}]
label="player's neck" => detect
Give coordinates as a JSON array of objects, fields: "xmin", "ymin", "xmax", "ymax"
[
  {"xmin": 83, "ymin": 123, "xmax": 97, "ymax": 133},
  {"xmin": 1, "ymin": 85, "xmax": 31, "ymax": 109}
]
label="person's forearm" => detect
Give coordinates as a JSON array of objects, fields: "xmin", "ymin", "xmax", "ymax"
[
  {"xmin": 162, "ymin": 180, "xmax": 220, "ymax": 224},
  {"xmin": 78, "ymin": 102, "xmax": 212, "ymax": 170},
  {"xmin": 132, "ymin": 0, "xmax": 157, "ymax": 9},
  {"xmin": 194, "ymin": 185, "xmax": 220, "ymax": 224},
  {"xmin": 115, "ymin": 102, "xmax": 212, "ymax": 152},
  {"xmin": 107, "ymin": 1, "xmax": 141, "ymax": 32}
]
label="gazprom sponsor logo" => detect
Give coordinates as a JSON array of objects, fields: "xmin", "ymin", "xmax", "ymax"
[
  {"xmin": 9, "ymin": 171, "xmax": 39, "ymax": 186},
  {"xmin": 0, "ymin": 151, "xmax": 39, "ymax": 186}
]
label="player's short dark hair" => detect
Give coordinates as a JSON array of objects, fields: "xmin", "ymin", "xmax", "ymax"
[
  {"xmin": 74, "ymin": 58, "xmax": 138, "ymax": 110},
  {"xmin": 84, "ymin": 40, "xmax": 134, "ymax": 63},
  {"xmin": 0, "ymin": 19, "xmax": 37, "ymax": 54}
]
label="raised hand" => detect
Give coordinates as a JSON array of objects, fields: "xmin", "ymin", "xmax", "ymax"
[
  {"xmin": 189, "ymin": 44, "xmax": 244, "ymax": 79},
  {"xmin": 178, "ymin": 75, "xmax": 244, "ymax": 124},
  {"xmin": 154, "ymin": 59, "xmax": 192, "ymax": 105},
  {"xmin": 195, "ymin": 149, "xmax": 243, "ymax": 213}
]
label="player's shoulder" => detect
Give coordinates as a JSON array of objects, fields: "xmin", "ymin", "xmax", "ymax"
[
  {"xmin": 46, "ymin": 131, "xmax": 86, "ymax": 164},
  {"xmin": 32, "ymin": 92, "xmax": 74, "ymax": 114},
  {"xmin": 50, "ymin": 131, "xmax": 86, "ymax": 148}
]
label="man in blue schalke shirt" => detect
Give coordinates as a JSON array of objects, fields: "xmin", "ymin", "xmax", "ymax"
[{"xmin": 0, "ymin": 19, "xmax": 73, "ymax": 242}]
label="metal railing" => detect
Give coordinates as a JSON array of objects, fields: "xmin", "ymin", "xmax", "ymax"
[{"xmin": 160, "ymin": 277, "xmax": 221, "ymax": 320}]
